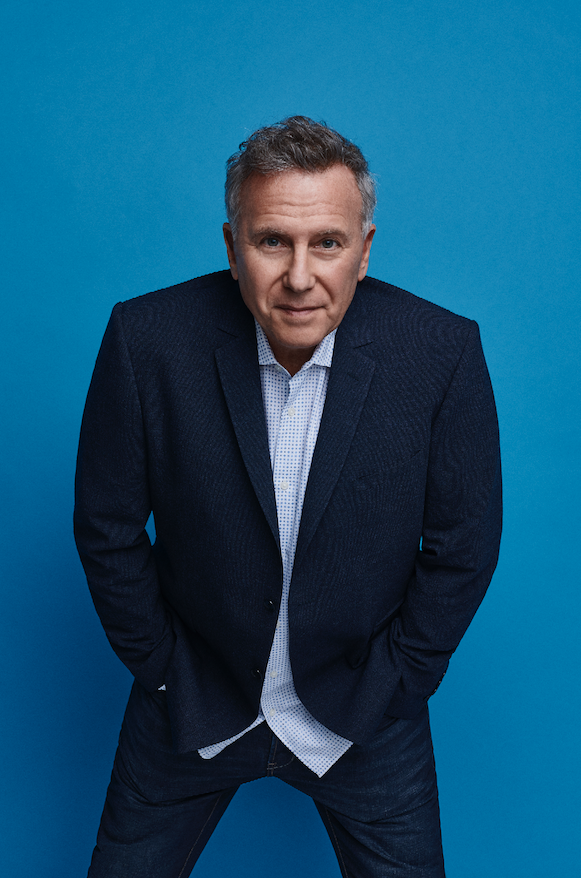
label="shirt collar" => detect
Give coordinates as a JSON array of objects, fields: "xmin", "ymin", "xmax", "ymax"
[{"xmin": 255, "ymin": 320, "xmax": 336, "ymax": 371}]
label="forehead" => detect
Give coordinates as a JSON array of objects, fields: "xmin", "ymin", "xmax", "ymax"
[{"xmin": 238, "ymin": 165, "xmax": 363, "ymax": 228}]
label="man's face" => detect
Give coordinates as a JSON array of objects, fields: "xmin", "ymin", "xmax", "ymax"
[{"xmin": 223, "ymin": 164, "xmax": 375, "ymax": 375}]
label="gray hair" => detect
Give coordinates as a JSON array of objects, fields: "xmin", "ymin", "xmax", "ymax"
[{"xmin": 225, "ymin": 116, "xmax": 376, "ymax": 238}]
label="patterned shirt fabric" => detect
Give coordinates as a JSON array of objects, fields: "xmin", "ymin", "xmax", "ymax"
[{"xmin": 198, "ymin": 321, "xmax": 353, "ymax": 777}]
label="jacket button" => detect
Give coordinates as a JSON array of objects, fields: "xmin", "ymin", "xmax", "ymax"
[
  {"xmin": 264, "ymin": 599, "xmax": 275, "ymax": 611},
  {"xmin": 251, "ymin": 668, "xmax": 262, "ymax": 680}
]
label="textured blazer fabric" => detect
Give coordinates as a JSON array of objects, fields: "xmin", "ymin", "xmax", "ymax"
[{"xmin": 74, "ymin": 271, "xmax": 502, "ymax": 752}]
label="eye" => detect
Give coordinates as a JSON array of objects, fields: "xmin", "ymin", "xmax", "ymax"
[
  {"xmin": 320, "ymin": 238, "xmax": 338, "ymax": 249},
  {"xmin": 263, "ymin": 237, "xmax": 280, "ymax": 247}
]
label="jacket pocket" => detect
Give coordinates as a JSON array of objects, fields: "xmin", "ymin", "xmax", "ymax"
[
  {"xmin": 347, "ymin": 603, "xmax": 403, "ymax": 669},
  {"xmin": 354, "ymin": 448, "xmax": 423, "ymax": 490}
]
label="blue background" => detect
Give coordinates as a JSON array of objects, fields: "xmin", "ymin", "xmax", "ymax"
[{"xmin": 1, "ymin": 1, "xmax": 579, "ymax": 875}]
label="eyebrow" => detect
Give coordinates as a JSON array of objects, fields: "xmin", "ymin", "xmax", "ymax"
[{"xmin": 250, "ymin": 226, "xmax": 351, "ymax": 240}]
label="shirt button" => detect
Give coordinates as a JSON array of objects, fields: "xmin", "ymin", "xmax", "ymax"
[
  {"xmin": 280, "ymin": 480, "xmax": 289, "ymax": 491},
  {"xmin": 269, "ymin": 670, "xmax": 278, "ymax": 678},
  {"xmin": 287, "ymin": 406, "xmax": 296, "ymax": 417},
  {"xmin": 251, "ymin": 668, "xmax": 262, "ymax": 680},
  {"xmin": 269, "ymin": 708, "xmax": 276, "ymax": 718}
]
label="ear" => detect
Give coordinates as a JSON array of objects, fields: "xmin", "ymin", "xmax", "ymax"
[
  {"xmin": 357, "ymin": 225, "xmax": 376, "ymax": 281},
  {"xmin": 223, "ymin": 223, "xmax": 238, "ymax": 280}
]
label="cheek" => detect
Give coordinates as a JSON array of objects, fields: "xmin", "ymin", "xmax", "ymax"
[
  {"xmin": 239, "ymin": 276, "xmax": 271, "ymax": 320},
  {"xmin": 328, "ymin": 275, "xmax": 358, "ymax": 314},
  {"xmin": 240, "ymin": 256, "xmax": 276, "ymax": 295}
]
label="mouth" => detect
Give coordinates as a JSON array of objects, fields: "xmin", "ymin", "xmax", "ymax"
[{"xmin": 277, "ymin": 305, "xmax": 320, "ymax": 317}]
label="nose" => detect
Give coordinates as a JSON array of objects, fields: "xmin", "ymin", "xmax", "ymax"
[{"xmin": 283, "ymin": 246, "xmax": 315, "ymax": 293}]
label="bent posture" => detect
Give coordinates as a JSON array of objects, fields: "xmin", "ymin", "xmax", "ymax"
[{"xmin": 75, "ymin": 116, "xmax": 501, "ymax": 877}]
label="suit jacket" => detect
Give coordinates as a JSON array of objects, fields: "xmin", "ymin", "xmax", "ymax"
[{"xmin": 74, "ymin": 270, "xmax": 502, "ymax": 753}]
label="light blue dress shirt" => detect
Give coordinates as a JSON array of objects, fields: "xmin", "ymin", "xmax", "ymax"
[{"xmin": 198, "ymin": 321, "xmax": 353, "ymax": 777}]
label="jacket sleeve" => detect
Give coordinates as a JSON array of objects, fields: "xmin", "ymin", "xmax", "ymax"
[
  {"xmin": 385, "ymin": 321, "xmax": 502, "ymax": 717},
  {"xmin": 74, "ymin": 303, "xmax": 175, "ymax": 691}
]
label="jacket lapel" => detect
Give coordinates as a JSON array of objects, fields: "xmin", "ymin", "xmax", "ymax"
[
  {"xmin": 213, "ymin": 283, "xmax": 375, "ymax": 561},
  {"xmin": 294, "ymin": 313, "xmax": 375, "ymax": 568},
  {"xmin": 214, "ymin": 321, "xmax": 280, "ymax": 550}
]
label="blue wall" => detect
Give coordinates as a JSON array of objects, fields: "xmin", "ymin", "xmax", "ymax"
[{"xmin": 2, "ymin": 2, "xmax": 579, "ymax": 875}]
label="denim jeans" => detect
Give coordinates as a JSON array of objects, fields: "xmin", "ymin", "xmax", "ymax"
[{"xmin": 88, "ymin": 682, "xmax": 445, "ymax": 877}]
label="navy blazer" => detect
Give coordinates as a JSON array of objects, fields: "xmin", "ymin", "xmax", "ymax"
[{"xmin": 74, "ymin": 271, "xmax": 502, "ymax": 753}]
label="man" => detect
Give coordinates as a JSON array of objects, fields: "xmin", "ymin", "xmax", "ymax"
[{"xmin": 75, "ymin": 116, "xmax": 501, "ymax": 877}]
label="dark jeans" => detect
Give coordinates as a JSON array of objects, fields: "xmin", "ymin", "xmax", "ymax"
[{"xmin": 88, "ymin": 682, "xmax": 445, "ymax": 877}]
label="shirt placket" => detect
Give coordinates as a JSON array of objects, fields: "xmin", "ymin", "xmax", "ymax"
[{"xmin": 261, "ymin": 369, "xmax": 307, "ymax": 717}]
